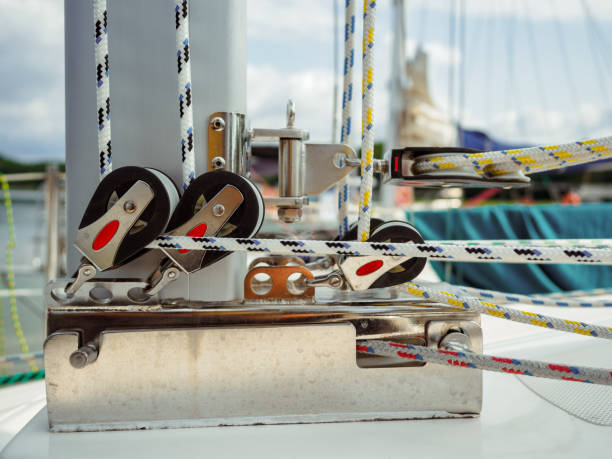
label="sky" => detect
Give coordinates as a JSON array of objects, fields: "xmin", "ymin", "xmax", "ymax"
[{"xmin": 2, "ymin": 0, "xmax": 612, "ymax": 161}]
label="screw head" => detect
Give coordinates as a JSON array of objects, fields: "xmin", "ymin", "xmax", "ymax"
[
  {"xmin": 212, "ymin": 204, "xmax": 225, "ymax": 217},
  {"xmin": 277, "ymin": 207, "xmax": 302, "ymax": 223},
  {"xmin": 211, "ymin": 117, "xmax": 225, "ymax": 131},
  {"xmin": 167, "ymin": 270, "xmax": 177, "ymax": 279},
  {"xmin": 360, "ymin": 320, "xmax": 369, "ymax": 329},
  {"xmin": 211, "ymin": 156, "xmax": 226, "ymax": 170},
  {"xmin": 83, "ymin": 268, "xmax": 93, "ymax": 277},
  {"xmin": 123, "ymin": 200, "xmax": 137, "ymax": 213},
  {"xmin": 329, "ymin": 274, "xmax": 343, "ymax": 289}
]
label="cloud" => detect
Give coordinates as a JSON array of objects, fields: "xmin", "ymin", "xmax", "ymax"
[
  {"xmin": 0, "ymin": 0, "xmax": 64, "ymax": 160},
  {"xmin": 417, "ymin": 0, "xmax": 612, "ymax": 23},
  {"xmin": 247, "ymin": 0, "xmax": 334, "ymax": 42}
]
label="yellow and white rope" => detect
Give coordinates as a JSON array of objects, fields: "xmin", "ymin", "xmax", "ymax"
[
  {"xmin": 0, "ymin": 177, "xmax": 37, "ymax": 372},
  {"xmin": 412, "ymin": 136, "xmax": 612, "ymax": 178},
  {"xmin": 357, "ymin": 0, "xmax": 376, "ymax": 242}
]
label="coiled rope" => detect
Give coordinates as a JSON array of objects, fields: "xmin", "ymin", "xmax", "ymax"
[
  {"xmin": 357, "ymin": 0, "xmax": 376, "ymax": 242},
  {"xmin": 150, "ymin": 236, "xmax": 612, "ymax": 265},
  {"xmin": 175, "ymin": 0, "xmax": 196, "ymax": 190},
  {"xmin": 396, "ymin": 282, "xmax": 612, "ymax": 340},
  {"xmin": 412, "ymin": 137, "xmax": 612, "ymax": 178},
  {"xmin": 358, "ymin": 340, "xmax": 612, "ymax": 386},
  {"xmin": 94, "ymin": 0, "xmax": 112, "ymax": 179},
  {"xmin": 336, "ymin": 0, "xmax": 356, "ymax": 238}
]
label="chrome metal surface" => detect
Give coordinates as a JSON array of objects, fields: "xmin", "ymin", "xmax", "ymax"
[
  {"xmin": 307, "ymin": 270, "xmax": 345, "ymax": 289},
  {"xmin": 249, "ymin": 128, "xmax": 310, "ymax": 142},
  {"xmin": 50, "ymin": 279, "xmax": 162, "ymax": 307},
  {"xmin": 44, "ymin": 295, "xmax": 482, "ymax": 431},
  {"xmin": 44, "ymin": 165, "xmax": 61, "ymax": 281},
  {"xmin": 211, "ymin": 156, "xmax": 225, "ymax": 170},
  {"xmin": 339, "ymin": 255, "xmax": 406, "ymax": 291},
  {"xmin": 427, "ymin": 321, "xmax": 482, "ymax": 354},
  {"xmin": 263, "ymin": 196, "xmax": 310, "ymax": 207},
  {"xmin": 440, "ymin": 331, "xmax": 472, "ymax": 353},
  {"xmin": 207, "ymin": 112, "xmax": 247, "ymax": 175},
  {"xmin": 74, "ymin": 180, "xmax": 155, "ymax": 271},
  {"xmin": 161, "ymin": 185, "xmax": 244, "ymax": 273},
  {"xmin": 143, "ymin": 266, "xmax": 179, "ymax": 297},
  {"xmin": 64, "ymin": 263, "xmax": 97, "ymax": 298},
  {"xmin": 69, "ymin": 342, "xmax": 99, "ymax": 369},
  {"xmin": 303, "ymin": 143, "xmax": 357, "ymax": 195}
]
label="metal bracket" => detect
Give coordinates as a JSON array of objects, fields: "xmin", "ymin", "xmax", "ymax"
[
  {"xmin": 208, "ymin": 112, "xmax": 248, "ymax": 175},
  {"xmin": 74, "ymin": 180, "xmax": 155, "ymax": 271},
  {"xmin": 161, "ymin": 184, "xmax": 244, "ymax": 273}
]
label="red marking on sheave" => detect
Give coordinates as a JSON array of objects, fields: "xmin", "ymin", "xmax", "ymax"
[
  {"xmin": 92, "ymin": 220, "xmax": 119, "ymax": 251},
  {"xmin": 179, "ymin": 223, "xmax": 207, "ymax": 254},
  {"xmin": 394, "ymin": 156, "xmax": 399, "ymax": 172},
  {"xmin": 356, "ymin": 259, "xmax": 384, "ymax": 276}
]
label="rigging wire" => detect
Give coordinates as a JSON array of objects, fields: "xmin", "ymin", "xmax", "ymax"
[
  {"xmin": 414, "ymin": 0, "xmax": 429, "ymax": 45},
  {"xmin": 447, "ymin": 0, "xmax": 457, "ymax": 123},
  {"xmin": 580, "ymin": 0, "xmax": 612, "ymax": 125},
  {"xmin": 503, "ymin": 3, "xmax": 525, "ymax": 139},
  {"xmin": 457, "ymin": 0, "xmax": 466, "ymax": 131},
  {"xmin": 550, "ymin": 0, "xmax": 587, "ymax": 137},
  {"xmin": 580, "ymin": 0, "xmax": 612, "ymax": 80},
  {"xmin": 484, "ymin": 1, "xmax": 496, "ymax": 131},
  {"xmin": 522, "ymin": 0, "xmax": 551, "ymax": 134}
]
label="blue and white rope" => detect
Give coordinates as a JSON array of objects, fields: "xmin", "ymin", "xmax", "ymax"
[
  {"xmin": 451, "ymin": 283, "xmax": 612, "ymax": 308},
  {"xmin": 94, "ymin": 0, "xmax": 112, "ymax": 179},
  {"xmin": 397, "ymin": 281, "xmax": 612, "ymax": 340},
  {"xmin": 149, "ymin": 236, "xmax": 612, "ymax": 265},
  {"xmin": 357, "ymin": 0, "xmax": 376, "ymax": 242},
  {"xmin": 358, "ymin": 340, "xmax": 612, "ymax": 386},
  {"xmin": 175, "ymin": 0, "xmax": 196, "ymax": 190},
  {"xmin": 336, "ymin": 0, "xmax": 356, "ymax": 238}
]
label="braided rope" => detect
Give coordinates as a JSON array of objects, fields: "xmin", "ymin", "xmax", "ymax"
[
  {"xmin": 412, "ymin": 136, "xmax": 612, "ymax": 177},
  {"xmin": 336, "ymin": 0, "xmax": 357, "ymax": 238},
  {"xmin": 452, "ymin": 283, "xmax": 612, "ymax": 308},
  {"xmin": 397, "ymin": 282, "xmax": 612, "ymax": 340},
  {"xmin": 358, "ymin": 340, "xmax": 612, "ymax": 386},
  {"xmin": 149, "ymin": 236, "xmax": 612, "ymax": 265},
  {"xmin": 0, "ymin": 369, "xmax": 45, "ymax": 387},
  {"xmin": 94, "ymin": 0, "xmax": 112, "ymax": 179},
  {"xmin": 0, "ymin": 351, "xmax": 43, "ymax": 367},
  {"xmin": 0, "ymin": 177, "xmax": 37, "ymax": 372},
  {"xmin": 175, "ymin": 0, "xmax": 196, "ymax": 190},
  {"xmin": 357, "ymin": 0, "xmax": 376, "ymax": 242}
]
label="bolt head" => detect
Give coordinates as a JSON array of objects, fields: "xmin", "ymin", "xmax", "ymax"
[
  {"xmin": 69, "ymin": 350, "xmax": 88, "ymax": 369},
  {"xmin": 167, "ymin": 270, "xmax": 177, "ymax": 279},
  {"xmin": 123, "ymin": 200, "xmax": 137, "ymax": 213},
  {"xmin": 83, "ymin": 268, "xmax": 93, "ymax": 276},
  {"xmin": 212, "ymin": 204, "xmax": 225, "ymax": 217},
  {"xmin": 211, "ymin": 156, "xmax": 226, "ymax": 170},
  {"xmin": 211, "ymin": 117, "xmax": 225, "ymax": 131},
  {"xmin": 277, "ymin": 207, "xmax": 302, "ymax": 223}
]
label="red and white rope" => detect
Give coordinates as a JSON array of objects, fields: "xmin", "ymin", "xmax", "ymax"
[{"xmin": 358, "ymin": 340, "xmax": 612, "ymax": 386}]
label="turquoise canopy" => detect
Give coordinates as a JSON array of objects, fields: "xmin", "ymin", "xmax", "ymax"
[{"xmin": 410, "ymin": 203, "xmax": 612, "ymax": 294}]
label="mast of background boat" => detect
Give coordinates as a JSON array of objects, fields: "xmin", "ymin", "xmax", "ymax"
[{"xmin": 64, "ymin": 0, "xmax": 248, "ymax": 301}]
